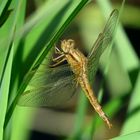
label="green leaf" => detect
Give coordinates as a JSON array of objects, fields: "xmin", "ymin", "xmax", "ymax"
[
  {"xmin": 112, "ymin": 131, "xmax": 140, "ymax": 140},
  {"xmin": 4, "ymin": 0, "xmax": 89, "ymax": 130},
  {"xmin": 121, "ymin": 71, "xmax": 140, "ymax": 134},
  {"xmin": 0, "ymin": 43, "xmax": 13, "ymax": 140},
  {"xmin": 0, "ymin": 0, "xmax": 24, "ymax": 81},
  {"xmin": 0, "ymin": 0, "xmax": 10, "ymax": 15},
  {"xmin": 0, "ymin": 9, "xmax": 13, "ymax": 27}
]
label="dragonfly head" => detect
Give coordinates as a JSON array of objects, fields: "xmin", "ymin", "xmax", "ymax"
[{"xmin": 61, "ymin": 39, "xmax": 75, "ymax": 53}]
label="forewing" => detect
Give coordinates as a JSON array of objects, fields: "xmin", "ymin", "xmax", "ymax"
[
  {"xmin": 87, "ymin": 9, "xmax": 119, "ymax": 79},
  {"xmin": 29, "ymin": 64, "xmax": 73, "ymax": 87},
  {"xmin": 18, "ymin": 64, "xmax": 76, "ymax": 107}
]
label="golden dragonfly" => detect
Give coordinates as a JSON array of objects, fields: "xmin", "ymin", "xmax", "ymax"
[{"xmin": 18, "ymin": 9, "xmax": 119, "ymax": 128}]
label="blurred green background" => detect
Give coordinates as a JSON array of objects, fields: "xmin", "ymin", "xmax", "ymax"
[{"xmin": 0, "ymin": 0, "xmax": 139, "ymax": 140}]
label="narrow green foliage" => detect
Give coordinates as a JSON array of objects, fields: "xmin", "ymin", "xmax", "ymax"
[
  {"xmin": 121, "ymin": 71, "xmax": 140, "ymax": 134},
  {"xmin": 4, "ymin": 0, "xmax": 89, "ymax": 130},
  {"xmin": 0, "ymin": 44, "xmax": 13, "ymax": 140},
  {"xmin": 112, "ymin": 131, "xmax": 140, "ymax": 140},
  {"xmin": 0, "ymin": 0, "xmax": 139, "ymax": 139}
]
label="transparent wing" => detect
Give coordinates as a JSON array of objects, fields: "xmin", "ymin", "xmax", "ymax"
[
  {"xmin": 18, "ymin": 75, "xmax": 76, "ymax": 107},
  {"xmin": 18, "ymin": 10, "xmax": 119, "ymax": 107},
  {"xmin": 18, "ymin": 64, "xmax": 77, "ymax": 107},
  {"xmin": 88, "ymin": 9, "xmax": 119, "ymax": 79},
  {"xmin": 29, "ymin": 64, "xmax": 74, "ymax": 87}
]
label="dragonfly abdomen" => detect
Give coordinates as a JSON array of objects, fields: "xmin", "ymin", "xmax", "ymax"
[{"xmin": 79, "ymin": 74, "xmax": 112, "ymax": 128}]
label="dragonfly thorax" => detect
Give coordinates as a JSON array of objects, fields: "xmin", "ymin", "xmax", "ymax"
[{"xmin": 61, "ymin": 39, "xmax": 75, "ymax": 53}]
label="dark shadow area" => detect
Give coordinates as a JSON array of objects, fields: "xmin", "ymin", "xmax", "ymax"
[
  {"xmin": 127, "ymin": 105, "xmax": 140, "ymax": 120},
  {"xmin": 125, "ymin": 27, "xmax": 140, "ymax": 57},
  {"xmin": 129, "ymin": 68, "xmax": 139, "ymax": 87},
  {"xmin": 115, "ymin": 74, "xmax": 140, "ymax": 125},
  {"xmin": 0, "ymin": 0, "xmax": 13, "ymax": 27},
  {"xmin": 26, "ymin": 0, "xmax": 36, "ymax": 18},
  {"xmin": 30, "ymin": 130, "xmax": 65, "ymax": 140},
  {"xmin": 124, "ymin": 26, "xmax": 140, "ymax": 86},
  {"xmin": 0, "ymin": 42, "xmax": 13, "ymax": 86},
  {"xmin": 8, "ymin": 40, "xmax": 24, "ymax": 104},
  {"xmin": 114, "ymin": 92, "xmax": 130, "ymax": 125}
]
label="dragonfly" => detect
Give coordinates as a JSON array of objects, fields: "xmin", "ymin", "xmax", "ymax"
[{"xmin": 18, "ymin": 9, "xmax": 119, "ymax": 128}]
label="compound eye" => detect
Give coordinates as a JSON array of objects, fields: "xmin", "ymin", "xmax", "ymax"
[
  {"xmin": 68, "ymin": 39, "xmax": 75, "ymax": 47},
  {"xmin": 69, "ymin": 39, "xmax": 74, "ymax": 44}
]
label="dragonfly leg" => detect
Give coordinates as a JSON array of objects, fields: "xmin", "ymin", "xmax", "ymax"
[
  {"xmin": 52, "ymin": 54, "xmax": 65, "ymax": 62},
  {"xmin": 50, "ymin": 57, "xmax": 66, "ymax": 67},
  {"xmin": 54, "ymin": 46, "xmax": 63, "ymax": 55}
]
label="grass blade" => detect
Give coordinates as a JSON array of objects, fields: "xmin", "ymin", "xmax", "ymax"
[
  {"xmin": 112, "ymin": 131, "xmax": 140, "ymax": 140},
  {"xmin": 0, "ymin": 43, "xmax": 13, "ymax": 140},
  {"xmin": 4, "ymin": 0, "xmax": 89, "ymax": 129},
  {"xmin": 121, "ymin": 71, "xmax": 140, "ymax": 134}
]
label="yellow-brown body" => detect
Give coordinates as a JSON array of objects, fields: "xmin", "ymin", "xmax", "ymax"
[{"xmin": 53, "ymin": 39, "xmax": 112, "ymax": 128}]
